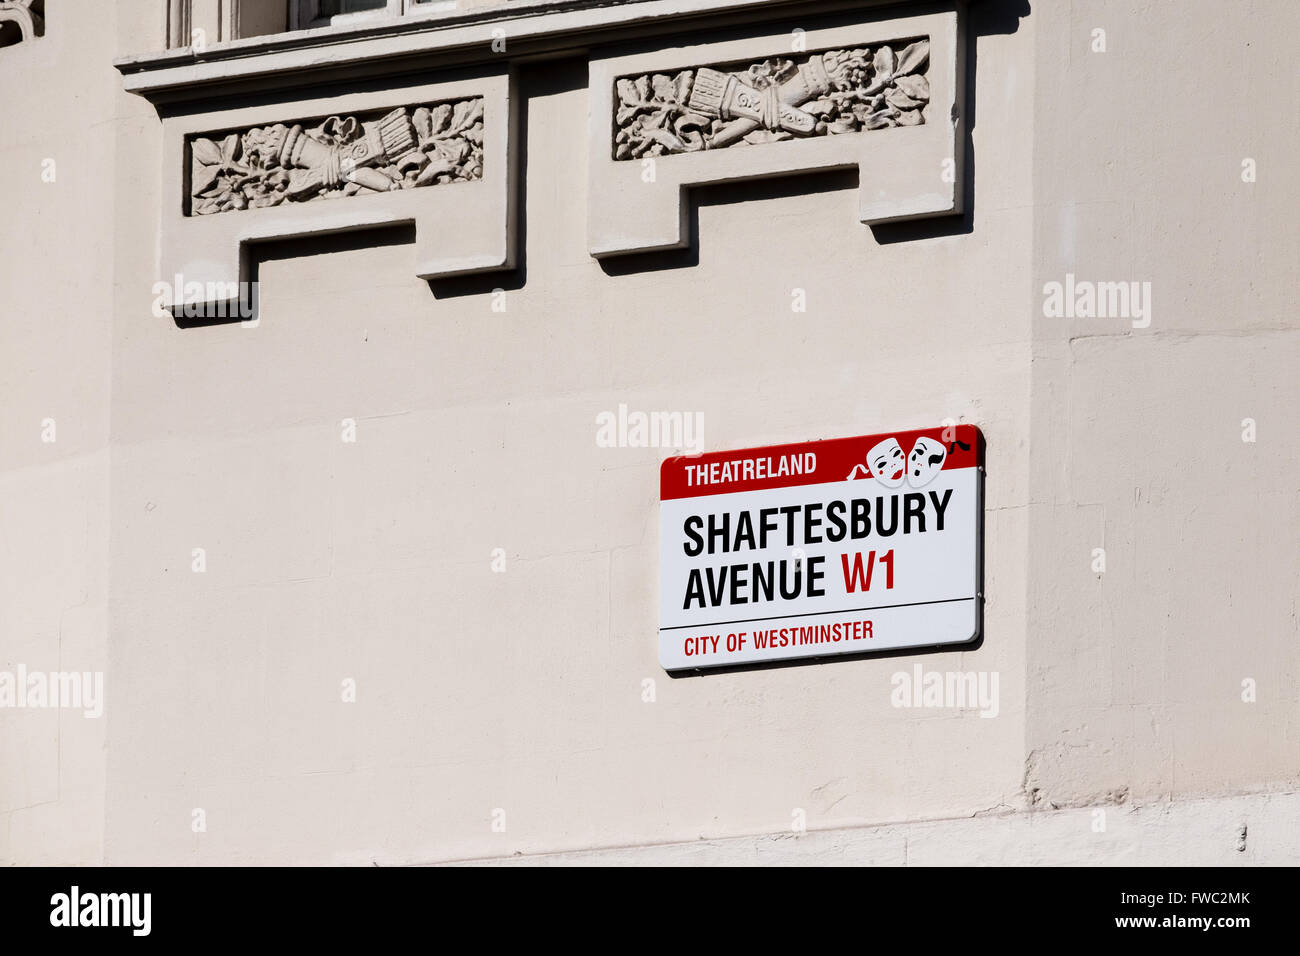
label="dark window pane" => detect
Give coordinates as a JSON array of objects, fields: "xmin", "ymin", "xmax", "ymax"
[{"xmin": 319, "ymin": 0, "xmax": 388, "ymax": 17}]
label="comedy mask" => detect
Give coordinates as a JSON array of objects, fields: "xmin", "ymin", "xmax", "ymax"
[{"xmin": 866, "ymin": 437, "xmax": 906, "ymax": 489}]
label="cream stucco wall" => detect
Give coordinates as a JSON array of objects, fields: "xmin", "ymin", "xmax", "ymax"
[
  {"xmin": 1, "ymin": 0, "xmax": 116, "ymax": 865},
  {"xmin": 0, "ymin": 0, "xmax": 1295, "ymax": 865},
  {"xmin": 1025, "ymin": 1, "xmax": 1300, "ymax": 811}
]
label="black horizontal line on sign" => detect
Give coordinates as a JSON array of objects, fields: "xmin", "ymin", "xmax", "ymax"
[{"xmin": 659, "ymin": 596, "xmax": 976, "ymax": 632}]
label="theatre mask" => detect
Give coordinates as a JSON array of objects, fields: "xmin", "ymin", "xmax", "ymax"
[
  {"xmin": 906, "ymin": 436, "xmax": 947, "ymax": 488},
  {"xmin": 867, "ymin": 437, "xmax": 906, "ymax": 488}
]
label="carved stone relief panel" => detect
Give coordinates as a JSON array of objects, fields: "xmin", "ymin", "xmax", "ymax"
[
  {"xmin": 188, "ymin": 98, "xmax": 485, "ymax": 216},
  {"xmin": 613, "ymin": 39, "xmax": 931, "ymax": 160},
  {"xmin": 588, "ymin": 8, "xmax": 963, "ymax": 259},
  {"xmin": 158, "ymin": 73, "xmax": 516, "ymax": 318}
]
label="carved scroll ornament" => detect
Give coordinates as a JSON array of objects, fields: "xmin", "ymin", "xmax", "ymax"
[
  {"xmin": 189, "ymin": 98, "xmax": 485, "ymax": 216},
  {"xmin": 614, "ymin": 39, "xmax": 930, "ymax": 160}
]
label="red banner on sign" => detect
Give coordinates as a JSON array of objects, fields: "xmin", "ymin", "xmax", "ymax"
[{"xmin": 660, "ymin": 425, "xmax": 982, "ymax": 500}]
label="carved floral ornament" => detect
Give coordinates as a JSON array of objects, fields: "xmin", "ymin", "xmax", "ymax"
[
  {"xmin": 614, "ymin": 38, "xmax": 930, "ymax": 160},
  {"xmin": 188, "ymin": 98, "xmax": 484, "ymax": 216}
]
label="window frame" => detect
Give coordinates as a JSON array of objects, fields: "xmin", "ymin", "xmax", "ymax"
[
  {"xmin": 150, "ymin": 1, "xmax": 829, "ymax": 57},
  {"xmin": 289, "ymin": 2, "xmax": 537, "ymax": 33},
  {"xmin": 291, "ymin": 0, "xmax": 409, "ymax": 32}
]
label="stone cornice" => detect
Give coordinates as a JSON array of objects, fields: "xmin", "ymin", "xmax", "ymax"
[{"xmin": 116, "ymin": 0, "xmax": 944, "ymax": 105}]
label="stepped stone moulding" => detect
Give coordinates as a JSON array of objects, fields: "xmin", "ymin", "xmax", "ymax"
[
  {"xmin": 0, "ymin": 0, "xmax": 44, "ymax": 46},
  {"xmin": 159, "ymin": 73, "xmax": 516, "ymax": 317},
  {"xmin": 589, "ymin": 8, "xmax": 964, "ymax": 258}
]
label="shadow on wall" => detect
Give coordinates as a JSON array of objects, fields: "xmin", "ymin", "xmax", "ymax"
[
  {"xmin": 173, "ymin": 225, "xmax": 418, "ymax": 329},
  {"xmin": 423, "ymin": 57, "xmax": 571, "ymax": 299},
  {"xmin": 870, "ymin": 0, "xmax": 1029, "ymax": 246}
]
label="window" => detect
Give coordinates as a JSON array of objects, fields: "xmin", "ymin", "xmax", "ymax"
[
  {"xmin": 166, "ymin": 1, "xmax": 652, "ymax": 49},
  {"xmin": 322, "ymin": 0, "xmax": 388, "ymax": 11},
  {"xmin": 293, "ymin": 0, "xmax": 394, "ymax": 30},
  {"xmin": 162, "ymin": 1, "xmax": 545, "ymax": 49},
  {"xmin": 291, "ymin": 0, "xmax": 454, "ymax": 31}
]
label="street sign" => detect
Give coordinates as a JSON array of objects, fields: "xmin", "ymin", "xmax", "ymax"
[{"xmin": 659, "ymin": 425, "xmax": 983, "ymax": 671}]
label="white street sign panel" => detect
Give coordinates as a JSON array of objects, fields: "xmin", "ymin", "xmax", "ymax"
[{"xmin": 659, "ymin": 426, "xmax": 983, "ymax": 671}]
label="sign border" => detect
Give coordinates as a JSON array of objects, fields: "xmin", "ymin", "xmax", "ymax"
[{"xmin": 659, "ymin": 426, "xmax": 985, "ymax": 677}]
